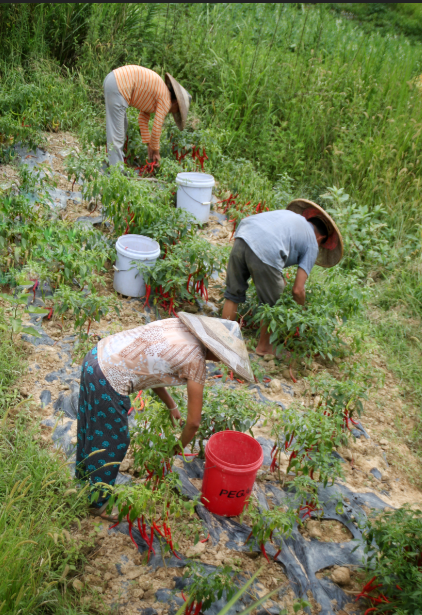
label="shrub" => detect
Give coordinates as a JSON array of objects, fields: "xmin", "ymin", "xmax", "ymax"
[{"xmin": 358, "ymin": 506, "xmax": 422, "ymax": 613}]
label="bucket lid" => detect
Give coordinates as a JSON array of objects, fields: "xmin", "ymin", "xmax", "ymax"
[
  {"xmin": 176, "ymin": 172, "xmax": 215, "ymax": 188},
  {"xmin": 116, "ymin": 234, "xmax": 160, "ymax": 260}
]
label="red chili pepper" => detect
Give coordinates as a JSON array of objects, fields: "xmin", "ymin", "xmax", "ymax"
[
  {"xmin": 127, "ymin": 514, "xmax": 138, "ymax": 549},
  {"xmin": 144, "ymin": 285, "xmax": 151, "ymax": 308},
  {"xmin": 147, "ymin": 525, "xmax": 155, "ymax": 561},
  {"xmin": 260, "ymin": 543, "xmax": 269, "ymax": 562},
  {"xmin": 364, "ymin": 609, "xmax": 377, "ymax": 615},
  {"xmin": 211, "ymin": 374, "xmax": 223, "ymax": 379},
  {"xmin": 47, "ymin": 307, "xmax": 53, "ymax": 320},
  {"xmin": 289, "ymin": 366, "xmax": 297, "ymax": 383},
  {"xmin": 236, "ymin": 378, "xmax": 244, "ymax": 384},
  {"xmin": 200, "ymin": 534, "xmax": 210, "ymax": 543},
  {"xmin": 274, "ymin": 548, "xmax": 281, "ymax": 560},
  {"xmin": 263, "ymin": 377, "xmax": 271, "ymax": 383},
  {"xmin": 356, "ymin": 577, "xmax": 381, "ymax": 601},
  {"xmin": 245, "ymin": 531, "xmax": 253, "ymax": 544},
  {"xmin": 187, "ymin": 274, "xmax": 192, "ymax": 293},
  {"xmin": 229, "ymin": 371, "xmax": 234, "ymax": 380},
  {"xmin": 86, "ymin": 319, "xmax": 91, "ymax": 335},
  {"xmin": 193, "ymin": 601, "xmax": 203, "ymax": 615}
]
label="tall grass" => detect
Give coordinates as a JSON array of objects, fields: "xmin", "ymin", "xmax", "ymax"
[{"xmin": 0, "ymin": 317, "xmax": 89, "ymax": 614}]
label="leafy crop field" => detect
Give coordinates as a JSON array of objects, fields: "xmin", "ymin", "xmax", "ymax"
[{"xmin": 1, "ymin": 3, "xmax": 422, "ymax": 615}]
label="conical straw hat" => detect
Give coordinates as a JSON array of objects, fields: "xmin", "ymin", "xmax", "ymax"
[
  {"xmin": 165, "ymin": 73, "xmax": 191, "ymax": 131},
  {"xmin": 286, "ymin": 199, "xmax": 344, "ymax": 268},
  {"xmin": 178, "ymin": 313, "xmax": 254, "ymax": 383}
]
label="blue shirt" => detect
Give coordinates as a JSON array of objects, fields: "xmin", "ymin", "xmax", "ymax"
[{"xmin": 235, "ymin": 210, "xmax": 318, "ymax": 275}]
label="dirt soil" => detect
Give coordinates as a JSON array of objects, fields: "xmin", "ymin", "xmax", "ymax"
[{"xmin": 8, "ymin": 132, "xmax": 422, "ymax": 615}]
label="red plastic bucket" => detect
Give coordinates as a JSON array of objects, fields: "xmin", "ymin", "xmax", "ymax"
[{"xmin": 201, "ymin": 431, "xmax": 263, "ymax": 516}]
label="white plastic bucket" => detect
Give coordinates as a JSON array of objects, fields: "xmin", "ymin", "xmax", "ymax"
[
  {"xmin": 176, "ymin": 172, "xmax": 215, "ymax": 224},
  {"xmin": 113, "ymin": 234, "xmax": 160, "ymax": 298}
]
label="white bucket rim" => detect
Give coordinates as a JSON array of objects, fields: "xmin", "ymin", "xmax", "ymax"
[
  {"xmin": 176, "ymin": 172, "xmax": 215, "ymax": 188},
  {"xmin": 116, "ymin": 234, "xmax": 160, "ymax": 261}
]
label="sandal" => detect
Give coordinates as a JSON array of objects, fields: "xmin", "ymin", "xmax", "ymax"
[{"xmin": 89, "ymin": 501, "xmax": 119, "ymax": 522}]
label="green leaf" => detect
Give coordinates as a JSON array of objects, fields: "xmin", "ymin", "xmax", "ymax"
[
  {"xmin": 26, "ymin": 307, "xmax": 50, "ymax": 315},
  {"xmin": 21, "ymin": 326, "xmax": 42, "ymax": 338}
]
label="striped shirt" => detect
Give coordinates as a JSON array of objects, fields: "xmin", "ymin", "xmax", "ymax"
[{"xmin": 113, "ymin": 65, "xmax": 171, "ymax": 151}]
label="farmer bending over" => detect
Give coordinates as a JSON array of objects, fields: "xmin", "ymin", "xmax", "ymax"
[
  {"xmin": 103, "ymin": 65, "xmax": 191, "ymax": 166},
  {"xmin": 222, "ymin": 199, "xmax": 343, "ymax": 357},
  {"xmin": 76, "ymin": 314, "xmax": 253, "ymax": 521}
]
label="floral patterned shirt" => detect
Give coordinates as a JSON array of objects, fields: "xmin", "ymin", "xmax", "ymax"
[{"xmin": 97, "ymin": 319, "xmax": 206, "ymax": 396}]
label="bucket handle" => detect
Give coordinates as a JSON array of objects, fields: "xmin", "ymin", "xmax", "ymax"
[{"xmin": 179, "ymin": 184, "xmax": 213, "ymax": 207}]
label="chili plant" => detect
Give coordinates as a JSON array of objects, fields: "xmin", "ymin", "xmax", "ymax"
[
  {"xmin": 64, "ymin": 146, "xmax": 107, "ymax": 192},
  {"xmin": 253, "ymin": 270, "xmax": 365, "ymax": 367},
  {"xmin": 0, "ymin": 289, "xmax": 47, "ymax": 341},
  {"xmin": 194, "ymin": 386, "xmax": 262, "ymax": 458},
  {"xmin": 130, "ymin": 393, "xmax": 184, "ymax": 485},
  {"xmin": 304, "ymin": 364, "xmax": 373, "ymax": 433},
  {"xmin": 242, "ymin": 499, "xmax": 297, "ymax": 562},
  {"xmin": 107, "ymin": 476, "xmax": 198, "ymax": 561},
  {"xmin": 180, "ymin": 563, "xmax": 237, "ymax": 615},
  {"xmin": 136, "ymin": 237, "xmax": 229, "ymax": 314},
  {"xmin": 53, "ymin": 286, "xmax": 118, "ymax": 340},
  {"xmin": 270, "ymin": 402, "xmax": 346, "ymax": 486},
  {"xmin": 357, "ymin": 506, "xmax": 422, "ymax": 613}
]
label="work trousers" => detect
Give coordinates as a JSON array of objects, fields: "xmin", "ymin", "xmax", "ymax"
[
  {"xmin": 224, "ymin": 238, "xmax": 286, "ymax": 306},
  {"xmin": 103, "ymin": 71, "xmax": 129, "ymax": 166}
]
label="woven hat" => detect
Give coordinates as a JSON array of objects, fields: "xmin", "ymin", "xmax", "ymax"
[
  {"xmin": 286, "ymin": 199, "xmax": 344, "ymax": 268},
  {"xmin": 165, "ymin": 73, "xmax": 191, "ymax": 131},
  {"xmin": 178, "ymin": 313, "xmax": 254, "ymax": 383}
]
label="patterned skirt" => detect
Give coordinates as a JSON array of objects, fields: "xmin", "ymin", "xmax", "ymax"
[{"xmin": 76, "ymin": 346, "xmax": 131, "ymax": 507}]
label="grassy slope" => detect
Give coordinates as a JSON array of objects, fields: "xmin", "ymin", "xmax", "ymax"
[{"xmin": 0, "ymin": 324, "xmax": 91, "ymax": 614}]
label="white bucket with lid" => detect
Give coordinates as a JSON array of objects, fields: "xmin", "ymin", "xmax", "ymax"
[
  {"xmin": 176, "ymin": 172, "xmax": 215, "ymax": 224},
  {"xmin": 113, "ymin": 234, "xmax": 160, "ymax": 298}
]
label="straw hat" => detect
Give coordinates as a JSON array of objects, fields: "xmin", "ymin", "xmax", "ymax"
[
  {"xmin": 286, "ymin": 199, "xmax": 344, "ymax": 268},
  {"xmin": 165, "ymin": 73, "xmax": 191, "ymax": 131},
  {"xmin": 178, "ymin": 313, "xmax": 254, "ymax": 383}
]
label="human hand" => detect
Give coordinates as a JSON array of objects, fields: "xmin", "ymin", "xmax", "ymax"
[
  {"xmin": 147, "ymin": 145, "xmax": 161, "ymax": 164},
  {"xmin": 169, "ymin": 406, "xmax": 183, "ymax": 427}
]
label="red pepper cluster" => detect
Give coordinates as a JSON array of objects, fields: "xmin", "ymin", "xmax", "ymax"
[
  {"xmin": 186, "ymin": 273, "xmax": 208, "ymax": 302},
  {"xmin": 144, "ymin": 284, "xmax": 178, "ymax": 317},
  {"xmin": 135, "ymin": 160, "xmax": 159, "ymax": 177},
  {"xmin": 191, "ymin": 145, "xmax": 208, "ymax": 170},
  {"xmin": 299, "ymin": 501, "xmax": 319, "ymax": 520},
  {"xmin": 356, "ymin": 577, "xmax": 391, "ymax": 614},
  {"xmin": 153, "ymin": 508, "xmax": 181, "ymax": 560},
  {"xmin": 124, "ymin": 206, "xmax": 135, "ymax": 235},
  {"xmin": 217, "ymin": 195, "xmax": 270, "ymax": 240},
  {"xmin": 181, "ymin": 592, "xmax": 203, "ymax": 615},
  {"xmin": 171, "ymin": 143, "xmax": 209, "ymax": 171}
]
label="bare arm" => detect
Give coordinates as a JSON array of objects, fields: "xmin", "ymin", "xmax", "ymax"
[
  {"xmin": 179, "ymin": 380, "xmax": 203, "ymax": 449},
  {"xmin": 292, "ymin": 267, "xmax": 308, "ymax": 305},
  {"xmin": 153, "ymin": 386, "xmax": 180, "ymax": 425}
]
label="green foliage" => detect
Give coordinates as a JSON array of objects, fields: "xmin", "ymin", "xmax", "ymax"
[
  {"xmin": 0, "ymin": 289, "xmax": 48, "ymax": 341},
  {"xmin": 252, "ymin": 269, "xmax": 365, "ymax": 365},
  {"xmin": 181, "ymin": 563, "xmax": 237, "ymax": 614},
  {"xmin": 304, "ymin": 363, "xmax": 374, "ymax": 427},
  {"xmin": 359, "ymin": 506, "xmax": 422, "ymax": 613},
  {"xmin": 191, "ymin": 385, "xmax": 262, "ymax": 458},
  {"xmin": 130, "ymin": 393, "xmax": 183, "ymax": 482},
  {"xmin": 321, "ymin": 186, "xmax": 391, "ymax": 272},
  {"xmin": 270, "ymin": 402, "xmax": 346, "ymax": 486},
  {"xmin": 242, "ymin": 500, "xmax": 297, "ymax": 561},
  {"xmin": 53, "ymin": 286, "xmax": 118, "ymax": 340},
  {"xmin": 136, "ymin": 236, "xmax": 229, "ymax": 311}
]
